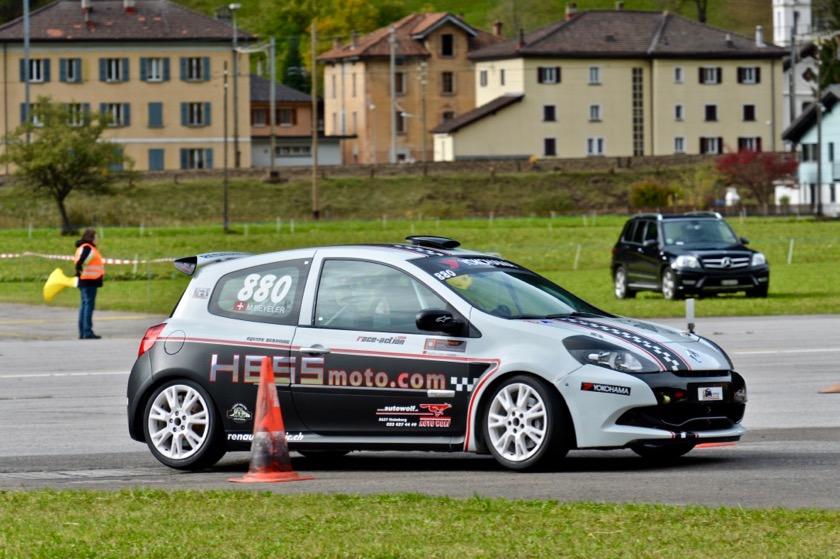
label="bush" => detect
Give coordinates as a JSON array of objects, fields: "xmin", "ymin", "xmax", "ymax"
[{"xmin": 629, "ymin": 178, "xmax": 681, "ymax": 208}]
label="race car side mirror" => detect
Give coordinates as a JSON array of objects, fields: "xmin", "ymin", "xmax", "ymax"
[{"xmin": 416, "ymin": 309, "xmax": 464, "ymax": 336}]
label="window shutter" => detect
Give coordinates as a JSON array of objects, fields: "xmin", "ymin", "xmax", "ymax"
[
  {"xmin": 20, "ymin": 103, "xmax": 27, "ymax": 124},
  {"xmin": 556, "ymin": 66, "xmax": 561, "ymax": 83},
  {"xmin": 202, "ymin": 57, "xmax": 210, "ymax": 81},
  {"xmin": 698, "ymin": 67, "xmax": 703, "ymax": 83},
  {"xmin": 291, "ymin": 108, "xmax": 297, "ymax": 126},
  {"xmin": 737, "ymin": 67, "xmax": 743, "ymax": 83},
  {"xmin": 179, "ymin": 57, "xmax": 186, "ymax": 80},
  {"xmin": 121, "ymin": 58, "xmax": 129, "ymax": 81},
  {"xmin": 149, "ymin": 102, "xmax": 162, "ymax": 127},
  {"xmin": 163, "ymin": 58, "xmax": 171, "ymax": 81},
  {"xmin": 19, "ymin": 59, "xmax": 25, "ymax": 82},
  {"xmin": 205, "ymin": 149, "xmax": 214, "ymax": 169},
  {"xmin": 123, "ymin": 103, "xmax": 131, "ymax": 126},
  {"xmin": 99, "ymin": 59, "xmax": 106, "ymax": 81},
  {"xmin": 140, "ymin": 58, "xmax": 147, "ymax": 81},
  {"xmin": 716, "ymin": 68, "xmax": 722, "ymax": 83},
  {"xmin": 100, "ymin": 103, "xmax": 107, "ymax": 116},
  {"xmin": 537, "ymin": 67, "xmax": 543, "ymax": 84},
  {"xmin": 755, "ymin": 67, "xmax": 761, "ymax": 83},
  {"xmin": 149, "ymin": 149, "xmax": 164, "ymax": 171},
  {"xmin": 204, "ymin": 102, "xmax": 211, "ymax": 126},
  {"xmin": 180, "ymin": 148, "xmax": 188, "ymax": 169},
  {"xmin": 180, "ymin": 102, "xmax": 187, "ymax": 125},
  {"xmin": 60, "ymin": 59, "xmax": 67, "ymax": 82},
  {"xmin": 43, "ymin": 59, "xmax": 51, "ymax": 82},
  {"xmin": 717, "ymin": 137, "xmax": 723, "ymax": 154},
  {"xmin": 83, "ymin": 103, "xmax": 90, "ymax": 117},
  {"xmin": 74, "ymin": 59, "xmax": 83, "ymax": 83}
]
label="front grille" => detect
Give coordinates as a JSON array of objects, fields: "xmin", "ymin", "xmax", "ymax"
[
  {"xmin": 701, "ymin": 256, "xmax": 750, "ymax": 269},
  {"xmin": 671, "ymin": 369, "xmax": 731, "ymax": 379},
  {"xmin": 617, "ymin": 402, "xmax": 746, "ymax": 431}
]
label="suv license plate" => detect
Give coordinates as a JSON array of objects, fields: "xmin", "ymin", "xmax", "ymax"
[
  {"xmin": 721, "ymin": 279, "xmax": 738, "ymax": 286},
  {"xmin": 698, "ymin": 386, "xmax": 724, "ymax": 401}
]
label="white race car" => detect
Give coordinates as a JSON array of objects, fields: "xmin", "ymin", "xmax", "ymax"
[{"xmin": 127, "ymin": 236, "xmax": 746, "ymax": 471}]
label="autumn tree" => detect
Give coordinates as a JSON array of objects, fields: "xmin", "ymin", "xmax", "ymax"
[
  {"xmin": 0, "ymin": 97, "xmax": 132, "ymax": 234},
  {"xmin": 715, "ymin": 150, "xmax": 799, "ymax": 214}
]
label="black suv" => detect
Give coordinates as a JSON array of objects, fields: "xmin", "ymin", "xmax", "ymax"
[{"xmin": 611, "ymin": 212, "xmax": 769, "ymax": 300}]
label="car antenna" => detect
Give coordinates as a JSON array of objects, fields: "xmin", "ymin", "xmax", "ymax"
[{"xmin": 686, "ymin": 298, "xmax": 695, "ymax": 334}]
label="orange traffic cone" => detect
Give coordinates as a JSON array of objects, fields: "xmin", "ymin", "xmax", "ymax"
[{"xmin": 229, "ymin": 357, "xmax": 313, "ymax": 483}]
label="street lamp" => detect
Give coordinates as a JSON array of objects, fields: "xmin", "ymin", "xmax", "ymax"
[{"xmin": 229, "ymin": 3, "xmax": 241, "ymax": 168}]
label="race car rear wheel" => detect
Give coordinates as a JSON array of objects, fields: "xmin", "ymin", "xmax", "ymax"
[
  {"xmin": 483, "ymin": 375, "xmax": 570, "ymax": 471},
  {"xmin": 143, "ymin": 379, "xmax": 226, "ymax": 471},
  {"xmin": 630, "ymin": 442, "xmax": 695, "ymax": 460}
]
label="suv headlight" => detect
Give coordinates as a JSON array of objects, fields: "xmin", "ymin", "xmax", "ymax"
[
  {"xmin": 563, "ymin": 337, "xmax": 659, "ymax": 374},
  {"xmin": 674, "ymin": 255, "xmax": 700, "ymax": 269},
  {"xmin": 751, "ymin": 252, "xmax": 766, "ymax": 267}
]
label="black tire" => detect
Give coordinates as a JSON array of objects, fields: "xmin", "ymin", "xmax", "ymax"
[
  {"xmin": 747, "ymin": 285, "xmax": 768, "ymax": 298},
  {"xmin": 630, "ymin": 442, "xmax": 695, "ymax": 460},
  {"xmin": 614, "ymin": 266, "xmax": 636, "ymax": 299},
  {"xmin": 661, "ymin": 268, "xmax": 682, "ymax": 300},
  {"xmin": 143, "ymin": 379, "xmax": 226, "ymax": 470},
  {"xmin": 482, "ymin": 375, "xmax": 571, "ymax": 471}
]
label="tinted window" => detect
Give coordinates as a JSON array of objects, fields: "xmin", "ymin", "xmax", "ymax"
[
  {"xmin": 209, "ymin": 259, "xmax": 309, "ymax": 325},
  {"xmin": 314, "ymin": 260, "xmax": 447, "ymax": 333}
]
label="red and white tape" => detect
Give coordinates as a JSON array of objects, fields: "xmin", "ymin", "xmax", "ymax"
[{"xmin": 0, "ymin": 251, "xmax": 173, "ymax": 264}]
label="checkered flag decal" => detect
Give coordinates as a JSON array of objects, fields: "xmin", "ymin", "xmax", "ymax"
[
  {"xmin": 451, "ymin": 377, "xmax": 476, "ymax": 392},
  {"xmin": 556, "ymin": 317, "xmax": 689, "ymax": 372}
]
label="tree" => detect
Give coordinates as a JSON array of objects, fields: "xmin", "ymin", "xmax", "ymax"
[
  {"xmin": 714, "ymin": 150, "xmax": 799, "ymax": 214},
  {"xmin": 0, "ymin": 97, "xmax": 131, "ymax": 234}
]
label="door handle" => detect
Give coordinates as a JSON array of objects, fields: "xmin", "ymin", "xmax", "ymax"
[{"xmin": 300, "ymin": 346, "xmax": 331, "ymax": 355}]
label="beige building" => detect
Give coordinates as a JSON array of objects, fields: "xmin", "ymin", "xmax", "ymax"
[
  {"xmin": 433, "ymin": 8, "xmax": 787, "ymax": 161},
  {"xmin": 0, "ymin": 0, "xmax": 254, "ymax": 172},
  {"xmin": 317, "ymin": 13, "xmax": 502, "ymax": 165}
]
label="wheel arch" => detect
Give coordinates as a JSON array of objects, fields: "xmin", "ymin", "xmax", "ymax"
[{"xmin": 470, "ymin": 370, "xmax": 577, "ymax": 454}]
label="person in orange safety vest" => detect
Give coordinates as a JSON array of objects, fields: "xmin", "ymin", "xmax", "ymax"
[{"xmin": 74, "ymin": 227, "xmax": 104, "ymax": 339}]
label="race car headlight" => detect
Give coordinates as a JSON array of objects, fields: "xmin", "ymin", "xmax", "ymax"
[
  {"xmin": 751, "ymin": 252, "xmax": 766, "ymax": 267},
  {"xmin": 674, "ymin": 255, "xmax": 700, "ymax": 269},
  {"xmin": 563, "ymin": 336, "xmax": 659, "ymax": 374}
]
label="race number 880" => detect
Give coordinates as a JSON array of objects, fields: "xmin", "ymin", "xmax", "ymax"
[{"xmin": 237, "ymin": 274, "xmax": 292, "ymax": 303}]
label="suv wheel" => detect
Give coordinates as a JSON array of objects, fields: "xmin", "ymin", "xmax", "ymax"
[
  {"xmin": 661, "ymin": 269, "xmax": 682, "ymax": 300},
  {"xmin": 613, "ymin": 266, "xmax": 636, "ymax": 299}
]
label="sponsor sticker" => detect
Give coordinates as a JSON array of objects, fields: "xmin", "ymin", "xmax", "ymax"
[
  {"xmin": 698, "ymin": 386, "xmax": 723, "ymax": 401},
  {"xmin": 226, "ymin": 403, "xmax": 253, "ymax": 423},
  {"xmin": 424, "ymin": 338, "xmax": 466, "ymax": 353},
  {"xmin": 581, "ymin": 382, "xmax": 631, "ymax": 396},
  {"xmin": 193, "ymin": 287, "xmax": 210, "ymax": 299}
]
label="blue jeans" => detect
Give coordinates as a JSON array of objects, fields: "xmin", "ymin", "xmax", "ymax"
[{"xmin": 78, "ymin": 285, "xmax": 98, "ymax": 338}]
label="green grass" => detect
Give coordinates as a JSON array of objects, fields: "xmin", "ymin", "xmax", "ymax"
[
  {"xmin": 2, "ymin": 215, "xmax": 839, "ymax": 317},
  {"xmin": 1, "ymin": 491, "xmax": 839, "ymax": 558}
]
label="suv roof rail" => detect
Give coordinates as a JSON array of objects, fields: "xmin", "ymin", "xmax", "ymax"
[
  {"xmin": 631, "ymin": 212, "xmax": 663, "ymax": 219},
  {"xmin": 683, "ymin": 211, "xmax": 722, "ymax": 218}
]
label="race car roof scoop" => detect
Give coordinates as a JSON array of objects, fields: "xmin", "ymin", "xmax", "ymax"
[
  {"xmin": 173, "ymin": 252, "xmax": 253, "ymax": 276},
  {"xmin": 405, "ymin": 236, "xmax": 461, "ymax": 250}
]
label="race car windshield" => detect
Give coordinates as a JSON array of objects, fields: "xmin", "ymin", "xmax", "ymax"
[{"xmin": 413, "ymin": 256, "xmax": 607, "ymax": 319}]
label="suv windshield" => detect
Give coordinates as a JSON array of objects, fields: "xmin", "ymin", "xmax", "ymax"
[
  {"xmin": 662, "ymin": 219, "xmax": 740, "ymax": 248},
  {"xmin": 413, "ymin": 256, "xmax": 607, "ymax": 319}
]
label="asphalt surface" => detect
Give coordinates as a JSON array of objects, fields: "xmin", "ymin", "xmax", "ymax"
[{"xmin": 1, "ymin": 304, "xmax": 840, "ymax": 509}]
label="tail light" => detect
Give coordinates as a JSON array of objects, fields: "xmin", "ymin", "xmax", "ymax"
[{"xmin": 138, "ymin": 324, "xmax": 166, "ymax": 357}]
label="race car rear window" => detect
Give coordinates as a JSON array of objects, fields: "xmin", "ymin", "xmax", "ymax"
[{"xmin": 209, "ymin": 259, "xmax": 309, "ymax": 325}]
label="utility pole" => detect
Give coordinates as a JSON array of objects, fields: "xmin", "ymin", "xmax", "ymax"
[
  {"xmin": 389, "ymin": 27, "xmax": 397, "ymax": 164},
  {"xmin": 419, "ymin": 61, "xmax": 428, "ymax": 175},
  {"xmin": 311, "ymin": 22, "xmax": 320, "ymax": 220},
  {"xmin": 230, "ymin": 3, "xmax": 241, "ymax": 168},
  {"xmin": 223, "ymin": 62, "xmax": 230, "ymax": 233},
  {"xmin": 269, "ymin": 36, "xmax": 277, "ymax": 179}
]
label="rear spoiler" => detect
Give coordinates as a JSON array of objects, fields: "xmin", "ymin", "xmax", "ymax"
[{"xmin": 173, "ymin": 252, "xmax": 252, "ymax": 276}]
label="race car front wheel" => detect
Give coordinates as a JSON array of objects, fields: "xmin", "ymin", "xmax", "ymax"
[
  {"xmin": 143, "ymin": 379, "xmax": 226, "ymax": 470},
  {"xmin": 483, "ymin": 375, "xmax": 570, "ymax": 471}
]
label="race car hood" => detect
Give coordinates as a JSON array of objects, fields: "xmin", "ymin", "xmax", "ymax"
[{"xmin": 521, "ymin": 314, "xmax": 730, "ymax": 373}]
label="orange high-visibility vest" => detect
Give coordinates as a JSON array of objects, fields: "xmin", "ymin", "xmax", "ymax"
[{"xmin": 74, "ymin": 243, "xmax": 104, "ymax": 280}]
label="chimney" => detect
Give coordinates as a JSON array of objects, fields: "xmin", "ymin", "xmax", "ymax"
[
  {"xmin": 351, "ymin": 31, "xmax": 359, "ymax": 49},
  {"xmin": 566, "ymin": 3, "xmax": 577, "ymax": 20},
  {"xmin": 725, "ymin": 33, "xmax": 733, "ymax": 47},
  {"xmin": 333, "ymin": 37, "xmax": 342, "ymax": 49},
  {"xmin": 124, "ymin": 0, "xmax": 136, "ymax": 14},
  {"xmin": 755, "ymin": 25, "xmax": 765, "ymax": 47},
  {"xmin": 493, "ymin": 19, "xmax": 503, "ymax": 37},
  {"xmin": 615, "ymin": 1, "xmax": 624, "ymax": 10},
  {"xmin": 517, "ymin": 28, "xmax": 525, "ymax": 49},
  {"xmin": 81, "ymin": 0, "xmax": 91, "ymax": 13}
]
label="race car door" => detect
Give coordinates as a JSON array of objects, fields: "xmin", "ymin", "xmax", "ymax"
[{"xmin": 290, "ymin": 258, "xmax": 481, "ymax": 438}]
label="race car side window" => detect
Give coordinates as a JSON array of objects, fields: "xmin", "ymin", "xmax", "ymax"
[
  {"xmin": 314, "ymin": 259, "xmax": 448, "ymax": 333},
  {"xmin": 209, "ymin": 258, "xmax": 309, "ymax": 325}
]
